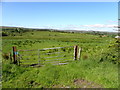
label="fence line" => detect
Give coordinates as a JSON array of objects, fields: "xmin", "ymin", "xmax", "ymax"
[
  {"xmin": 11, "ymin": 45, "xmax": 82, "ymax": 66},
  {"xmin": 18, "ymin": 46, "xmax": 73, "ymax": 52},
  {"xmin": 44, "ymin": 56, "xmax": 74, "ymax": 62},
  {"xmin": 19, "ymin": 54, "xmax": 73, "ymax": 60},
  {"xmin": 43, "ymin": 51, "xmax": 64, "ymax": 55},
  {"xmin": 40, "ymin": 46, "xmax": 73, "ymax": 51},
  {"xmin": 44, "ymin": 54, "xmax": 73, "ymax": 59},
  {"xmin": 18, "ymin": 49, "xmax": 38, "ymax": 52}
]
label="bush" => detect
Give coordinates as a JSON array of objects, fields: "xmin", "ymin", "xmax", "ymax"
[
  {"xmin": 99, "ymin": 41, "xmax": 119, "ymax": 64},
  {"xmin": 2, "ymin": 32, "xmax": 8, "ymax": 36}
]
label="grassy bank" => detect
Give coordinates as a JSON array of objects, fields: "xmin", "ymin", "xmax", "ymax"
[
  {"xmin": 2, "ymin": 30, "xmax": 119, "ymax": 88},
  {"xmin": 2, "ymin": 58, "xmax": 118, "ymax": 88}
]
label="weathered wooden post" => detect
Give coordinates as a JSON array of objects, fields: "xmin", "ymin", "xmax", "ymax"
[
  {"xmin": 78, "ymin": 47, "xmax": 82, "ymax": 60},
  {"xmin": 13, "ymin": 46, "xmax": 18, "ymax": 64},
  {"xmin": 74, "ymin": 45, "xmax": 78, "ymax": 60}
]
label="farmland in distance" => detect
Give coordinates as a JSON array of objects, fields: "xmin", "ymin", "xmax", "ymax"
[{"xmin": 1, "ymin": 27, "xmax": 119, "ymax": 88}]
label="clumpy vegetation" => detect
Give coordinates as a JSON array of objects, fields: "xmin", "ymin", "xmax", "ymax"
[
  {"xmin": 2, "ymin": 60, "xmax": 118, "ymax": 88},
  {"xmin": 2, "ymin": 27, "xmax": 119, "ymax": 88}
]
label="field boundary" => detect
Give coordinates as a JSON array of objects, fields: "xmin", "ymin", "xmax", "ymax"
[{"xmin": 10, "ymin": 45, "xmax": 82, "ymax": 66}]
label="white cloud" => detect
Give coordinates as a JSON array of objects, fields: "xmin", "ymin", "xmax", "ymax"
[
  {"xmin": 27, "ymin": 24, "xmax": 118, "ymax": 32},
  {"xmin": 81, "ymin": 24, "xmax": 117, "ymax": 28},
  {"xmin": 108, "ymin": 20, "xmax": 118, "ymax": 23}
]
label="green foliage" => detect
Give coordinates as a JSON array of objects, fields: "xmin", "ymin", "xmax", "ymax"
[
  {"xmin": 2, "ymin": 60, "xmax": 118, "ymax": 88},
  {"xmin": 2, "ymin": 61, "xmax": 28, "ymax": 82},
  {"xmin": 98, "ymin": 40, "xmax": 119, "ymax": 64},
  {"xmin": 2, "ymin": 31, "xmax": 8, "ymax": 36},
  {"xmin": 2, "ymin": 28, "xmax": 118, "ymax": 88}
]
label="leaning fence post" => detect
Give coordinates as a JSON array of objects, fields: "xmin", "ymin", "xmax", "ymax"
[
  {"xmin": 13, "ymin": 46, "xmax": 18, "ymax": 64},
  {"xmin": 78, "ymin": 47, "xmax": 82, "ymax": 60},
  {"xmin": 74, "ymin": 45, "xmax": 78, "ymax": 60}
]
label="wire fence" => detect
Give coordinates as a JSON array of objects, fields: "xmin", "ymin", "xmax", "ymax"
[{"xmin": 17, "ymin": 46, "xmax": 75, "ymax": 66}]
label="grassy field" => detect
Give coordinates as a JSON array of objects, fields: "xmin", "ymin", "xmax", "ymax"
[{"xmin": 2, "ymin": 29, "xmax": 119, "ymax": 88}]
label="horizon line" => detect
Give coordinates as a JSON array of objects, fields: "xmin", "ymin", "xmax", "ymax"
[{"xmin": 1, "ymin": 25, "xmax": 118, "ymax": 33}]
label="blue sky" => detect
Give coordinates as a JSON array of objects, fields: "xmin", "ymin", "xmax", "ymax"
[{"xmin": 2, "ymin": 2, "xmax": 118, "ymax": 32}]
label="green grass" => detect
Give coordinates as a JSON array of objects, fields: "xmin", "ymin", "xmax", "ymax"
[
  {"xmin": 2, "ymin": 59, "xmax": 118, "ymax": 88},
  {"xmin": 2, "ymin": 30, "xmax": 118, "ymax": 88}
]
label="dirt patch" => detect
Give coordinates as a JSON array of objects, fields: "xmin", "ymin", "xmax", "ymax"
[
  {"xmin": 52, "ymin": 85, "xmax": 70, "ymax": 88},
  {"xmin": 74, "ymin": 79, "xmax": 103, "ymax": 88},
  {"xmin": 51, "ymin": 79, "xmax": 103, "ymax": 88}
]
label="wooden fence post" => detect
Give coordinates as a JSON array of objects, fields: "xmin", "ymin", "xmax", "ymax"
[
  {"xmin": 78, "ymin": 47, "xmax": 82, "ymax": 60},
  {"xmin": 13, "ymin": 46, "xmax": 18, "ymax": 64},
  {"xmin": 74, "ymin": 45, "xmax": 78, "ymax": 60}
]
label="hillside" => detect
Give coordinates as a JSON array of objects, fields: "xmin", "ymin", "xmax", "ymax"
[{"xmin": 2, "ymin": 26, "xmax": 119, "ymax": 88}]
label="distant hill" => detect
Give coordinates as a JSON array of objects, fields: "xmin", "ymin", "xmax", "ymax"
[{"xmin": 1, "ymin": 26, "xmax": 118, "ymax": 37}]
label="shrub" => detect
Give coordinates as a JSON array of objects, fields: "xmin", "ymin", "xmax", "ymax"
[
  {"xmin": 2, "ymin": 53, "xmax": 9, "ymax": 60},
  {"xmin": 2, "ymin": 32, "xmax": 8, "ymax": 36}
]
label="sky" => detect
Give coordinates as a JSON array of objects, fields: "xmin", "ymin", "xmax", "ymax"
[{"xmin": 2, "ymin": 1, "xmax": 118, "ymax": 32}]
